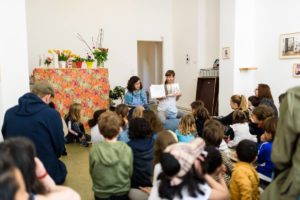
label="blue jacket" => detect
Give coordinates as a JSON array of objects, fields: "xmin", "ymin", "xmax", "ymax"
[
  {"xmin": 124, "ymin": 89, "xmax": 148, "ymax": 107},
  {"xmin": 1, "ymin": 93, "xmax": 67, "ymax": 184},
  {"xmin": 257, "ymin": 141, "xmax": 274, "ymax": 179},
  {"xmin": 127, "ymin": 138, "xmax": 154, "ymax": 188}
]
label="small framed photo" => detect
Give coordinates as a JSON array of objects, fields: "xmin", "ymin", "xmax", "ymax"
[
  {"xmin": 293, "ymin": 64, "xmax": 300, "ymax": 77},
  {"xmin": 280, "ymin": 32, "xmax": 300, "ymax": 59},
  {"xmin": 222, "ymin": 47, "xmax": 230, "ymax": 59}
]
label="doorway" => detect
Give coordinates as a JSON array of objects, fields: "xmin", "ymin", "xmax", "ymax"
[{"xmin": 137, "ymin": 41, "xmax": 163, "ymax": 103}]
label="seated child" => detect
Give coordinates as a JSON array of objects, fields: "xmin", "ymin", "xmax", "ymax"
[
  {"xmin": 249, "ymin": 105, "xmax": 274, "ymax": 143},
  {"xmin": 127, "ymin": 118, "xmax": 154, "ymax": 189},
  {"xmin": 230, "ymin": 139, "xmax": 259, "ymax": 200},
  {"xmin": 190, "ymin": 100, "xmax": 211, "ymax": 137},
  {"xmin": 143, "ymin": 110, "xmax": 164, "ymax": 140},
  {"xmin": 257, "ymin": 116, "xmax": 278, "ymax": 190},
  {"xmin": 64, "ymin": 103, "xmax": 89, "ymax": 147},
  {"xmin": 88, "ymin": 109, "xmax": 106, "ymax": 144},
  {"xmin": 203, "ymin": 119, "xmax": 232, "ymax": 186},
  {"xmin": 149, "ymin": 138, "xmax": 229, "ymax": 200},
  {"xmin": 89, "ymin": 111, "xmax": 133, "ymax": 200},
  {"xmin": 115, "ymin": 104, "xmax": 130, "ymax": 143},
  {"xmin": 228, "ymin": 110, "xmax": 257, "ymax": 148},
  {"xmin": 131, "ymin": 106, "xmax": 144, "ymax": 119},
  {"xmin": 175, "ymin": 114, "xmax": 197, "ymax": 143},
  {"xmin": 247, "ymin": 95, "xmax": 260, "ymax": 116}
]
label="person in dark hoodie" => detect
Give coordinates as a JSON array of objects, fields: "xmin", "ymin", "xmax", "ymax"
[
  {"xmin": 1, "ymin": 81, "xmax": 67, "ymax": 184},
  {"xmin": 127, "ymin": 117, "xmax": 154, "ymax": 189},
  {"xmin": 89, "ymin": 111, "xmax": 133, "ymax": 200}
]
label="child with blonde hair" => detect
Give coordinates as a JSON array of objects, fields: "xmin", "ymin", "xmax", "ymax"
[
  {"xmin": 65, "ymin": 103, "xmax": 89, "ymax": 147},
  {"xmin": 175, "ymin": 114, "xmax": 197, "ymax": 143},
  {"xmin": 132, "ymin": 106, "xmax": 144, "ymax": 118},
  {"xmin": 218, "ymin": 94, "xmax": 247, "ymax": 126}
]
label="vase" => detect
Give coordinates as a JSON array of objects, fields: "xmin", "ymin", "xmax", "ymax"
[
  {"xmin": 59, "ymin": 61, "xmax": 66, "ymax": 68},
  {"xmin": 96, "ymin": 59, "xmax": 104, "ymax": 68},
  {"xmin": 86, "ymin": 61, "xmax": 94, "ymax": 69},
  {"xmin": 75, "ymin": 61, "xmax": 83, "ymax": 68}
]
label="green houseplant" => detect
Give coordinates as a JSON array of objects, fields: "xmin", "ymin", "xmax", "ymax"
[
  {"xmin": 109, "ymin": 86, "xmax": 125, "ymax": 105},
  {"xmin": 93, "ymin": 48, "xmax": 108, "ymax": 67}
]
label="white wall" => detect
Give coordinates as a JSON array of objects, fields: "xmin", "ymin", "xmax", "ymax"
[
  {"xmin": 219, "ymin": 0, "xmax": 236, "ymax": 115},
  {"xmin": 255, "ymin": 0, "xmax": 300, "ymax": 106},
  {"xmin": 0, "ymin": 0, "xmax": 30, "ymax": 141},
  {"xmin": 173, "ymin": 0, "xmax": 220, "ymax": 109},
  {"xmin": 219, "ymin": 0, "xmax": 300, "ymax": 116},
  {"xmin": 26, "ymin": 0, "xmax": 173, "ymax": 89}
]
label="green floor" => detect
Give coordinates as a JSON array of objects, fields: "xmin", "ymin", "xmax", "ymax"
[{"xmin": 61, "ymin": 143, "xmax": 93, "ymax": 200}]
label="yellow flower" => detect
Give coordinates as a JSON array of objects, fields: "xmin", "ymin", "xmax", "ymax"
[{"xmin": 48, "ymin": 49, "xmax": 53, "ymax": 54}]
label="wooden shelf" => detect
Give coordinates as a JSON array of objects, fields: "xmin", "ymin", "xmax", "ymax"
[{"xmin": 239, "ymin": 67, "xmax": 258, "ymax": 71}]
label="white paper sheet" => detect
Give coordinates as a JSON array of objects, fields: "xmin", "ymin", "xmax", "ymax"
[
  {"xmin": 150, "ymin": 83, "xmax": 180, "ymax": 99},
  {"xmin": 150, "ymin": 84, "xmax": 166, "ymax": 99}
]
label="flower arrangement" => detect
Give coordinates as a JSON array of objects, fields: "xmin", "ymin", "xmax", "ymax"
[
  {"xmin": 49, "ymin": 49, "xmax": 73, "ymax": 61},
  {"xmin": 77, "ymin": 29, "xmax": 109, "ymax": 67},
  {"xmin": 93, "ymin": 48, "xmax": 108, "ymax": 66},
  {"xmin": 85, "ymin": 54, "xmax": 94, "ymax": 62},
  {"xmin": 44, "ymin": 57, "xmax": 53, "ymax": 66},
  {"xmin": 73, "ymin": 55, "xmax": 85, "ymax": 63}
]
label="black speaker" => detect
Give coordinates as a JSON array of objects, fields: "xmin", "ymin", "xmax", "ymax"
[{"xmin": 195, "ymin": 77, "xmax": 219, "ymax": 116}]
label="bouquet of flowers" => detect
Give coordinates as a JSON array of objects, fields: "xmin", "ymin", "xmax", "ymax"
[
  {"xmin": 49, "ymin": 49, "xmax": 73, "ymax": 61},
  {"xmin": 93, "ymin": 48, "xmax": 108, "ymax": 66},
  {"xmin": 73, "ymin": 54, "xmax": 85, "ymax": 63},
  {"xmin": 85, "ymin": 54, "xmax": 94, "ymax": 62},
  {"xmin": 44, "ymin": 56, "xmax": 53, "ymax": 66}
]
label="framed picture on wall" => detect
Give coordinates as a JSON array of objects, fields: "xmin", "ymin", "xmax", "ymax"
[
  {"xmin": 293, "ymin": 63, "xmax": 300, "ymax": 77},
  {"xmin": 280, "ymin": 32, "xmax": 300, "ymax": 58},
  {"xmin": 222, "ymin": 47, "xmax": 230, "ymax": 59}
]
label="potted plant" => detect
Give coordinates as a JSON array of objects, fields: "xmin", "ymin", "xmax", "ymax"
[
  {"xmin": 93, "ymin": 48, "xmax": 108, "ymax": 67},
  {"xmin": 109, "ymin": 86, "xmax": 125, "ymax": 106},
  {"xmin": 85, "ymin": 54, "xmax": 94, "ymax": 69},
  {"xmin": 51, "ymin": 49, "xmax": 73, "ymax": 68},
  {"xmin": 73, "ymin": 55, "xmax": 85, "ymax": 68}
]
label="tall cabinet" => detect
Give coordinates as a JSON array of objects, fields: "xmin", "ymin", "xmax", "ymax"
[{"xmin": 196, "ymin": 70, "xmax": 219, "ymax": 116}]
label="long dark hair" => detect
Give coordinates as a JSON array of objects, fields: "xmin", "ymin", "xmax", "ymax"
[
  {"xmin": 257, "ymin": 83, "xmax": 273, "ymax": 101},
  {"xmin": 0, "ymin": 137, "xmax": 47, "ymax": 194},
  {"xmin": 157, "ymin": 153, "xmax": 205, "ymax": 199},
  {"xmin": 0, "ymin": 156, "xmax": 19, "ymax": 200}
]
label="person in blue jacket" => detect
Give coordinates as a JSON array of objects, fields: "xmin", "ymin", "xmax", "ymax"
[
  {"xmin": 124, "ymin": 76, "xmax": 148, "ymax": 119},
  {"xmin": 1, "ymin": 81, "xmax": 67, "ymax": 184}
]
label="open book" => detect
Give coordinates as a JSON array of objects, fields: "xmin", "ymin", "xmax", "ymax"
[{"xmin": 150, "ymin": 83, "xmax": 180, "ymax": 99}]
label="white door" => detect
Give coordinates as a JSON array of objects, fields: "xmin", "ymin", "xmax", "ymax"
[{"xmin": 137, "ymin": 41, "xmax": 163, "ymax": 102}]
